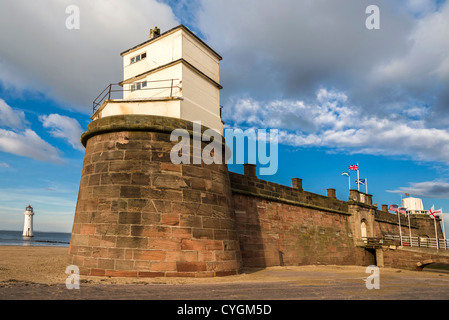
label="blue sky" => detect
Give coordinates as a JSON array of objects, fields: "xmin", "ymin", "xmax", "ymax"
[{"xmin": 1, "ymin": 0, "xmax": 449, "ymax": 234}]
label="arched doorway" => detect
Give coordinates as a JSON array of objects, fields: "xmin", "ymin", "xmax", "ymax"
[{"xmin": 361, "ymin": 220, "xmax": 368, "ymax": 242}]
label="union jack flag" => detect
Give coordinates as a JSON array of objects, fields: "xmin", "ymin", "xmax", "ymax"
[{"xmin": 349, "ymin": 164, "xmax": 359, "ymax": 171}]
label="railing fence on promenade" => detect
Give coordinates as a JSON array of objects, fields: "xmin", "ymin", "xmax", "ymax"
[{"xmin": 382, "ymin": 234, "xmax": 448, "ymax": 250}]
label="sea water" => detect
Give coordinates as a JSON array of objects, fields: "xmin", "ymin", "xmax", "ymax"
[{"xmin": 0, "ymin": 230, "xmax": 71, "ymax": 247}]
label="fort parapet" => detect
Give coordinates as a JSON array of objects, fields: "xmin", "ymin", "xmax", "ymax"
[
  {"xmin": 68, "ymin": 116, "xmax": 445, "ymax": 276},
  {"xmin": 229, "ymin": 167, "xmax": 444, "ymax": 269},
  {"xmin": 68, "ymin": 25, "xmax": 447, "ymax": 277}
]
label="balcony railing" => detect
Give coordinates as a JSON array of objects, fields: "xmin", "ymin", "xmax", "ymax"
[{"xmin": 92, "ymin": 79, "xmax": 181, "ymax": 114}]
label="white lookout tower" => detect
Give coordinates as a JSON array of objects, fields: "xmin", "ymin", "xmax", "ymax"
[
  {"xmin": 92, "ymin": 25, "xmax": 224, "ymax": 134},
  {"xmin": 23, "ymin": 205, "xmax": 34, "ymax": 237}
]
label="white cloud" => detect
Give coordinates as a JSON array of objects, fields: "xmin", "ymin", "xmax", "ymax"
[
  {"xmin": 224, "ymin": 88, "xmax": 449, "ymax": 164},
  {"xmin": 0, "ymin": 99, "xmax": 26, "ymax": 129},
  {"xmin": 40, "ymin": 114, "xmax": 84, "ymax": 151},
  {"xmin": 0, "ymin": 128, "xmax": 63, "ymax": 163},
  {"xmin": 374, "ymin": 3, "xmax": 449, "ymax": 84},
  {"xmin": 0, "ymin": 162, "xmax": 9, "ymax": 168},
  {"xmin": 0, "ymin": 0, "xmax": 179, "ymax": 113},
  {"xmin": 0, "ymin": 101, "xmax": 66, "ymax": 163}
]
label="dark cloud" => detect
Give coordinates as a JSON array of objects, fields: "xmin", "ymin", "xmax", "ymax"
[
  {"xmin": 198, "ymin": 1, "xmax": 415, "ymax": 103},
  {"xmin": 195, "ymin": 0, "xmax": 449, "ymax": 128},
  {"xmin": 0, "ymin": 0, "xmax": 179, "ymax": 114}
]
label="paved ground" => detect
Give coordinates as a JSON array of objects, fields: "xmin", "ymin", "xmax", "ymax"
[
  {"xmin": 1, "ymin": 247, "xmax": 449, "ymax": 301},
  {"xmin": 1, "ymin": 267, "xmax": 449, "ymax": 300}
]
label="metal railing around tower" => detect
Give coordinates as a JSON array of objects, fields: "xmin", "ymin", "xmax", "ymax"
[{"xmin": 92, "ymin": 79, "xmax": 181, "ymax": 114}]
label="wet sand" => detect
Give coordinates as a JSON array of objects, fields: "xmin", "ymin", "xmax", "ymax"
[{"xmin": 1, "ymin": 246, "xmax": 449, "ymax": 300}]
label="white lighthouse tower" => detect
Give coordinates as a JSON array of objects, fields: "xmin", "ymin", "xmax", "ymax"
[{"xmin": 23, "ymin": 205, "xmax": 34, "ymax": 237}]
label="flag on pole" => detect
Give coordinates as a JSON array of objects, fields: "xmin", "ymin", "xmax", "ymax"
[
  {"xmin": 429, "ymin": 205, "xmax": 441, "ymax": 218},
  {"xmin": 352, "ymin": 163, "xmax": 360, "ymax": 191},
  {"xmin": 341, "ymin": 171, "xmax": 350, "ymax": 191},
  {"xmin": 439, "ymin": 208, "xmax": 446, "ymax": 247},
  {"xmin": 355, "ymin": 179, "xmax": 366, "ymax": 185},
  {"xmin": 429, "ymin": 205, "xmax": 441, "ymax": 250},
  {"xmin": 389, "ymin": 204, "xmax": 399, "ymax": 212},
  {"xmin": 392, "ymin": 203, "xmax": 403, "ymax": 245},
  {"xmin": 398, "ymin": 207, "xmax": 407, "ymax": 214}
]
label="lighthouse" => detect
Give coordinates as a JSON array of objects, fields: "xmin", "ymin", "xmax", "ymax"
[
  {"xmin": 23, "ymin": 205, "xmax": 34, "ymax": 237},
  {"xmin": 69, "ymin": 25, "xmax": 241, "ymax": 277}
]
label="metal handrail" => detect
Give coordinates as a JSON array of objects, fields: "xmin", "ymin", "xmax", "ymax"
[
  {"xmin": 358, "ymin": 235, "xmax": 449, "ymax": 250},
  {"xmin": 382, "ymin": 234, "xmax": 449, "ymax": 250},
  {"xmin": 92, "ymin": 79, "xmax": 180, "ymax": 114}
]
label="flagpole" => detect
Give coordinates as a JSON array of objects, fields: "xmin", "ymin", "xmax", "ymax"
[
  {"xmin": 365, "ymin": 178, "xmax": 368, "ymax": 194},
  {"xmin": 357, "ymin": 164, "xmax": 360, "ymax": 191},
  {"xmin": 407, "ymin": 210, "xmax": 412, "ymax": 247},
  {"xmin": 342, "ymin": 172, "xmax": 351, "ymax": 193},
  {"xmin": 401, "ymin": 194, "xmax": 411, "ymax": 246},
  {"xmin": 434, "ymin": 216, "xmax": 439, "ymax": 250},
  {"xmin": 398, "ymin": 196, "xmax": 403, "ymax": 246},
  {"xmin": 398, "ymin": 208, "xmax": 403, "ymax": 246},
  {"xmin": 441, "ymin": 209, "xmax": 447, "ymax": 250},
  {"xmin": 432, "ymin": 205, "xmax": 439, "ymax": 250}
]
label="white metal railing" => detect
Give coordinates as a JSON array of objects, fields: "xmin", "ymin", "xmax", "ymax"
[
  {"xmin": 93, "ymin": 79, "xmax": 181, "ymax": 114},
  {"xmin": 382, "ymin": 234, "xmax": 449, "ymax": 250}
]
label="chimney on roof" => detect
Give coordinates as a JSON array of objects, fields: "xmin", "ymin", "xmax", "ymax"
[
  {"xmin": 292, "ymin": 178, "xmax": 303, "ymax": 191},
  {"xmin": 327, "ymin": 188, "xmax": 336, "ymax": 199},
  {"xmin": 243, "ymin": 164, "xmax": 257, "ymax": 178},
  {"xmin": 149, "ymin": 26, "xmax": 161, "ymax": 39}
]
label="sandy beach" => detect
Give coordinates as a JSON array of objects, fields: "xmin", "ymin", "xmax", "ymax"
[{"xmin": 1, "ymin": 246, "xmax": 449, "ymax": 300}]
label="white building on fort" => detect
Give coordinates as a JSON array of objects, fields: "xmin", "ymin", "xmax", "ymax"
[
  {"xmin": 92, "ymin": 25, "xmax": 224, "ymax": 134},
  {"xmin": 402, "ymin": 196, "xmax": 429, "ymax": 215}
]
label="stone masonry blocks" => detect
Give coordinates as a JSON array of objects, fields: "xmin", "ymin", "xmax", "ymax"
[{"xmin": 68, "ymin": 115, "xmax": 242, "ymax": 277}]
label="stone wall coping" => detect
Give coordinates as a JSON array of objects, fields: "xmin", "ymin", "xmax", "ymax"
[
  {"xmin": 347, "ymin": 201, "xmax": 378, "ymax": 210},
  {"xmin": 231, "ymin": 188, "xmax": 352, "ymax": 216},
  {"xmin": 229, "ymin": 171, "xmax": 352, "ymax": 216},
  {"xmin": 81, "ymin": 114, "xmax": 226, "ymax": 147}
]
